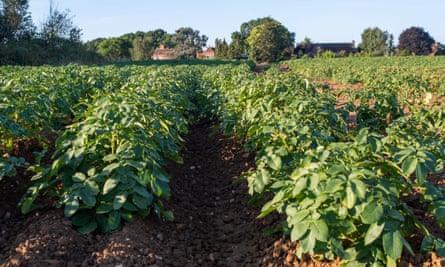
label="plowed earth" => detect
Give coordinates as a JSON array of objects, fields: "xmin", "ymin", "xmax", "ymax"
[{"xmin": 1, "ymin": 120, "xmax": 444, "ymax": 266}]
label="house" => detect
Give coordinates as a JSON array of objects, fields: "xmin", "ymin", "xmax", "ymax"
[
  {"xmin": 295, "ymin": 41, "xmax": 356, "ymax": 57},
  {"xmin": 152, "ymin": 44, "xmax": 178, "ymax": 60},
  {"xmin": 196, "ymin": 47, "xmax": 215, "ymax": 59}
]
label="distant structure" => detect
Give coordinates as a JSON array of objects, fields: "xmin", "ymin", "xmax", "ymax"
[
  {"xmin": 295, "ymin": 41, "xmax": 357, "ymax": 57},
  {"xmin": 196, "ymin": 47, "xmax": 216, "ymax": 59},
  {"xmin": 152, "ymin": 44, "xmax": 178, "ymax": 60}
]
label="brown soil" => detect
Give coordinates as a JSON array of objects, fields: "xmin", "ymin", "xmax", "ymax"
[{"xmin": 0, "ymin": 120, "xmax": 444, "ymax": 266}]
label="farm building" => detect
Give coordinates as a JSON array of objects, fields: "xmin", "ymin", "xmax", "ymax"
[
  {"xmin": 295, "ymin": 41, "xmax": 356, "ymax": 57},
  {"xmin": 152, "ymin": 44, "xmax": 178, "ymax": 60},
  {"xmin": 196, "ymin": 47, "xmax": 215, "ymax": 59}
]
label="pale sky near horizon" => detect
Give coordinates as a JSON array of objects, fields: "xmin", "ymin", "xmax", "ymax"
[{"xmin": 28, "ymin": 0, "xmax": 445, "ymax": 45}]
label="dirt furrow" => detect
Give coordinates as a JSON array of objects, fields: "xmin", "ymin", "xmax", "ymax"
[{"xmin": 1, "ymin": 120, "xmax": 305, "ymax": 267}]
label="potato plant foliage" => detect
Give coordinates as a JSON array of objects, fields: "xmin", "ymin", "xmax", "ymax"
[
  {"xmin": 1, "ymin": 65, "xmax": 124, "ymax": 181},
  {"xmin": 1, "ymin": 58, "xmax": 445, "ymax": 265},
  {"xmin": 201, "ymin": 63, "xmax": 445, "ymax": 266}
]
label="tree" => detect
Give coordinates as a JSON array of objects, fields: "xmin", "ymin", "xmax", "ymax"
[
  {"xmin": 215, "ymin": 38, "xmax": 230, "ymax": 59},
  {"xmin": 228, "ymin": 31, "xmax": 244, "ymax": 59},
  {"xmin": 41, "ymin": 2, "xmax": 81, "ymax": 43},
  {"xmin": 246, "ymin": 19, "xmax": 294, "ymax": 63},
  {"xmin": 172, "ymin": 27, "xmax": 207, "ymax": 59},
  {"xmin": 0, "ymin": 0, "xmax": 34, "ymax": 41},
  {"xmin": 97, "ymin": 37, "xmax": 131, "ymax": 61},
  {"xmin": 130, "ymin": 36, "xmax": 152, "ymax": 61},
  {"xmin": 398, "ymin": 26, "xmax": 435, "ymax": 56},
  {"xmin": 387, "ymin": 34, "xmax": 394, "ymax": 56},
  {"xmin": 358, "ymin": 27, "xmax": 388, "ymax": 56},
  {"xmin": 228, "ymin": 17, "xmax": 279, "ymax": 58},
  {"xmin": 295, "ymin": 37, "xmax": 312, "ymax": 57}
]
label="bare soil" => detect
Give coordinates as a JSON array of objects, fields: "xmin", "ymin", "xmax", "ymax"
[{"xmin": 0, "ymin": 120, "xmax": 444, "ymax": 266}]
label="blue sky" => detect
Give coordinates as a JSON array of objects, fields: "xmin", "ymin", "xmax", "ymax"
[{"xmin": 28, "ymin": 0, "xmax": 444, "ymax": 45}]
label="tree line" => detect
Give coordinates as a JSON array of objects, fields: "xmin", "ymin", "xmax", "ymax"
[
  {"xmin": 356, "ymin": 26, "xmax": 444, "ymax": 56},
  {"xmin": 0, "ymin": 0, "xmax": 94, "ymax": 65},
  {"xmin": 0, "ymin": 0, "xmax": 443, "ymax": 65}
]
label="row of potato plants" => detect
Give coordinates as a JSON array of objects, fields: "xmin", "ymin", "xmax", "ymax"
[
  {"xmin": 284, "ymin": 57, "xmax": 445, "ymax": 115},
  {"xmin": 201, "ymin": 64, "xmax": 445, "ymax": 266},
  {"xmin": 285, "ymin": 57, "xmax": 445, "ymax": 97},
  {"xmin": 19, "ymin": 65, "xmax": 201, "ymax": 233},
  {"xmin": 0, "ymin": 65, "xmax": 131, "ymax": 181}
]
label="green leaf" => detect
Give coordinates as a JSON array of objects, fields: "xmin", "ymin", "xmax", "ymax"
[
  {"xmin": 102, "ymin": 162, "xmax": 120, "ymax": 175},
  {"xmin": 103, "ymin": 154, "xmax": 117, "ymax": 162},
  {"xmin": 434, "ymin": 205, "xmax": 445, "ymax": 227},
  {"xmin": 151, "ymin": 179, "xmax": 170, "ymax": 198},
  {"xmin": 416, "ymin": 164, "xmax": 427, "ymax": 185},
  {"xmin": 64, "ymin": 196, "xmax": 79, "ymax": 217},
  {"xmin": 292, "ymin": 176, "xmax": 308, "ymax": 196},
  {"xmin": 288, "ymin": 210, "xmax": 310, "ymax": 225},
  {"xmin": 162, "ymin": 210, "xmax": 174, "ymax": 221},
  {"xmin": 103, "ymin": 177, "xmax": 119, "ymax": 194},
  {"xmin": 79, "ymin": 187, "xmax": 97, "ymax": 207},
  {"xmin": 21, "ymin": 197, "xmax": 39, "ymax": 214},
  {"xmin": 420, "ymin": 235, "xmax": 436, "ymax": 253},
  {"xmin": 121, "ymin": 211, "xmax": 134, "ymax": 221},
  {"xmin": 133, "ymin": 193, "xmax": 149, "ymax": 210},
  {"xmin": 122, "ymin": 201, "xmax": 138, "ymax": 212},
  {"xmin": 266, "ymin": 153, "xmax": 282, "ymax": 171},
  {"xmin": 107, "ymin": 210, "xmax": 121, "ymax": 231},
  {"xmin": 72, "ymin": 172, "xmax": 86, "ymax": 182},
  {"xmin": 77, "ymin": 220, "xmax": 97, "ymax": 234},
  {"xmin": 71, "ymin": 211, "xmax": 93, "ymax": 226},
  {"xmin": 382, "ymin": 230, "xmax": 403, "ymax": 260},
  {"xmin": 350, "ymin": 178, "xmax": 367, "ymax": 199},
  {"xmin": 125, "ymin": 160, "xmax": 145, "ymax": 170},
  {"xmin": 327, "ymin": 164, "xmax": 345, "ymax": 175},
  {"xmin": 330, "ymin": 238, "xmax": 348, "ymax": 260},
  {"xmin": 113, "ymin": 194, "xmax": 127, "ymax": 210},
  {"xmin": 311, "ymin": 219, "xmax": 329, "ymax": 242},
  {"xmin": 401, "ymin": 156, "xmax": 417, "ymax": 176},
  {"xmin": 325, "ymin": 179, "xmax": 344, "ymax": 193},
  {"xmin": 290, "ymin": 221, "xmax": 310, "ymax": 241},
  {"xmin": 436, "ymin": 238, "xmax": 445, "ymax": 257},
  {"xmin": 96, "ymin": 203, "xmax": 113, "ymax": 214},
  {"xmin": 345, "ymin": 185, "xmax": 356, "ymax": 209},
  {"xmin": 300, "ymin": 231, "xmax": 316, "ymax": 253},
  {"xmin": 133, "ymin": 185, "xmax": 150, "ymax": 197},
  {"xmin": 364, "ymin": 222, "xmax": 385, "ymax": 245},
  {"xmin": 361, "ymin": 201, "xmax": 383, "ymax": 224}
]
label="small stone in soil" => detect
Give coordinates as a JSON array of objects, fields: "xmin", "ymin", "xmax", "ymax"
[{"xmin": 156, "ymin": 233, "xmax": 164, "ymax": 241}]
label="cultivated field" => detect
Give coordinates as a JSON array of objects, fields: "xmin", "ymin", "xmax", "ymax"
[{"xmin": 1, "ymin": 58, "xmax": 445, "ymax": 266}]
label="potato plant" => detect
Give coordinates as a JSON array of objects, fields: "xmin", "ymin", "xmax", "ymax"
[
  {"xmin": 203, "ymin": 65, "xmax": 445, "ymax": 266},
  {"xmin": 21, "ymin": 66, "xmax": 196, "ymax": 233},
  {"xmin": 0, "ymin": 65, "xmax": 123, "ymax": 181}
]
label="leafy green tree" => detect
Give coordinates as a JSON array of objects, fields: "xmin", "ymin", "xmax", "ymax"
[
  {"xmin": 215, "ymin": 38, "xmax": 230, "ymax": 59},
  {"xmin": 172, "ymin": 27, "xmax": 207, "ymax": 59},
  {"xmin": 228, "ymin": 31, "xmax": 244, "ymax": 59},
  {"xmin": 130, "ymin": 36, "xmax": 152, "ymax": 61},
  {"xmin": 97, "ymin": 37, "xmax": 131, "ymax": 61},
  {"xmin": 41, "ymin": 4, "xmax": 81, "ymax": 42},
  {"xmin": 38, "ymin": 2, "xmax": 84, "ymax": 63},
  {"xmin": 146, "ymin": 29, "xmax": 173, "ymax": 48},
  {"xmin": 358, "ymin": 27, "xmax": 389, "ymax": 56},
  {"xmin": 228, "ymin": 17, "xmax": 278, "ymax": 58},
  {"xmin": 0, "ymin": 0, "xmax": 33, "ymax": 41},
  {"xmin": 398, "ymin": 26, "xmax": 435, "ymax": 56},
  {"xmin": 246, "ymin": 19, "xmax": 294, "ymax": 63},
  {"xmin": 387, "ymin": 34, "xmax": 394, "ymax": 56}
]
